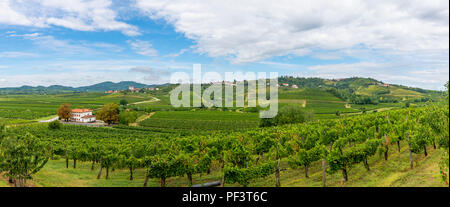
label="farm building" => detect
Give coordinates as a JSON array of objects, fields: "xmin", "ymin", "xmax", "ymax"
[{"xmin": 71, "ymin": 109, "xmax": 96, "ymax": 123}]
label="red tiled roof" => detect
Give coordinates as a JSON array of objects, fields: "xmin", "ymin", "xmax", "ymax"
[{"xmin": 72, "ymin": 109, "xmax": 92, "ymax": 113}]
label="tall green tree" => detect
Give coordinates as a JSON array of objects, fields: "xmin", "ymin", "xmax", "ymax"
[
  {"xmin": 260, "ymin": 105, "xmax": 314, "ymax": 127},
  {"xmin": 97, "ymin": 103, "xmax": 119, "ymax": 125},
  {"xmin": 120, "ymin": 99, "xmax": 129, "ymax": 106},
  {"xmin": 119, "ymin": 111, "xmax": 139, "ymax": 125}
]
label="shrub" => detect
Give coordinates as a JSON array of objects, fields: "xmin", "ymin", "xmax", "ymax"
[
  {"xmin": 259, "ymin": 105, "xmax": 314, "ymax": 127},
  {"xmin": 48, "ymin": 120, "xmax": 62, "ymax": 130}
]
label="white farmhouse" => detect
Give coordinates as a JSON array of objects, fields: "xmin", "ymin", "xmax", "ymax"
[{"xmin": 71, "ymin": 109, "xmax": 96, "ymax": 123}]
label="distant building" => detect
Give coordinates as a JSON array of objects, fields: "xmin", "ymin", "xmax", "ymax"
[
  {"xmin": 129, "ymin": 86, "xmax": 135, "ymax": 91},
  {"xmin": 382, "ymin": 83, "xmax": 390, "ymax": 87},
  {"xmin": 71, "ymin": 109, "xmax": 96, "ymax": 123},
  {"xmin": 105, "ymin": 90, "xmax": 119, "ymax": 94},
  {"xmin": 292, "ymin": 84, "xmax": 299, "ymax": 89},
  {"xmin": 282, "ymin": 83, "xmax": 289, "ymax": 87}
]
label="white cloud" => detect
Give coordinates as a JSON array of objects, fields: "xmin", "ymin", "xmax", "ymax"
[
  {"xmin": 135, "ymin": 0, "xmax": 449, "ymax": 63},
  {"xmin": 0, "ymin": 0, "xmax": 32, "ymax": 26},
  {"xmin": 300, "ymin": 61, "xmax": 449, "ymax": 90},
  {"xmin": 0, "ymin": 58, "xmax": 195, "ymax": 87},
  {"xmin": 129, "ymin": 66, "xmax": 171, "ymax": 82},
  {"xmin": 1, "ymin": 0, "xmax": 140, "ymax": 36},
  {"xmin": 8, "ymin": 32, "xmax": 41, "ymax": 37},
  {"xmin": 27, "ymin": 35, "xmax": 97, "ymax": 55},
  {"xmin": 13, "ymin": 34, "xmax": 124, "ymax": 55},
  {"xmin": 0, "ymin": 51, "xmax": 38, "ymax": 58},
  {"xmin": 166, "ymin": 48, "xmax": 189, "ymax": 58},
  {"xmin": 127, "ymin": 40, "xmax": 158, "ymax": 57}
]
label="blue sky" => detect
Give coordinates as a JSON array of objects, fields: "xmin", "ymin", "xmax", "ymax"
[{"xmin": 0, "ymin": 0, "xmax": 448, "ymax": 90}]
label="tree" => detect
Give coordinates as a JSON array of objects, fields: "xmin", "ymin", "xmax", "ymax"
[
  {"xmin": 260, "ymin": 105, "xmax": 313, "ymax": 127},
  {"xmin": 0, "ymin": 133, "xmax": 49, "ymax": 187},
  {"xmin": 335, "ymin": 111, "xmax": 341, "ymax": 116},
  {"xmin": 411, "ymin": 124, "xmax": 432, "ymax": 157},
  {"xmin": 120, "ymin": 99, "xmax": 129, "ymax": 106},
  {"xmin": 148, "ymin": 154, "xmax": 185, "ymax": 187},
  {"xmin": 119, "ymin": 111, "xmax": 139, "ymax": 125},
  {"xmin": 445, "ymin": 81, "xmax": 449, "ymax": 104},
  {"xmin": 289, "ymin": 145, "xmax": 324, "ymax": 178},
  {"xmin": 58, "ymin": 103, "xmax": 72, "ymax": 122},
  {"xmin": 97, "ymin": 103, "xmax": 119, "ymax": 125}
]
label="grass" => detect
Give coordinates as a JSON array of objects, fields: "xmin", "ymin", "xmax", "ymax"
[
  {"xmin": 245, "ymin": 144, "xmax": 448, "ymax": 187},
  {"xmin": 0, "ymin": 178, "xmax": 9, "ymax": 187},
  {"xmin": 30, "ymin": 159, "xmax": 222, "ymax": 187},
  {"xmin": 355, "ymin": 85, "xmax": 424, "ymax": 98},
  {"xmin": 389, "ymin": 87, "xmax": 424, "ymax": 97}
]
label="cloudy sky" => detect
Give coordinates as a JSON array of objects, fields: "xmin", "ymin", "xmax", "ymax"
[{"xmin": 0, "ymin": 0, "xmax": 448, "ymax": 90}]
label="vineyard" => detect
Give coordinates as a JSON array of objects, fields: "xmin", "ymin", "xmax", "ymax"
[
  {"xmin": 138, "ymin": 111, "xmax": 260, "ymax": 132},
  {"xmin": 0, "ymin": 93, "xmax": 153, "ymax": 119},
  {"xmin": 1, "ymin": 103, "xmax": 448, "ymax": 187}
]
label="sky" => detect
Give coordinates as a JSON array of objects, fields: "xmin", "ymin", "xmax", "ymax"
[{"xmin": 0, "ymin": 0, "xmax": 448, "ymax": 90}]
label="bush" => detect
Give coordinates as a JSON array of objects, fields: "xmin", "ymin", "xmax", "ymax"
[
  {"xmin": 259, "ymin": 105, "xmax": 314, "ymax": 127},
  {"xmin": 243, "ymin": 107, "xmax": 260, "ymax": 113},
  {"xmin": 405, "ymin": 101, "xmax": 411, "ymax": 108},
  {"xmin": 52, "ymin": 155, "xmax": 61, "ymax": 160},
  {"xmin": 48, "ymin": 120, "xmax": 62, "ymax": 130},
  {"xmin": 120, "ymin": 99, "xmax": 129, "ymax": 106}
]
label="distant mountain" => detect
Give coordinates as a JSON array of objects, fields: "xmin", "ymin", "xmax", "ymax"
[
  {"xmin": 77, "ymin": 81, "xmax": 156, "ymax": 92},
  {"xmin": 0, "ymin": 81, "xmax": 164, "ymax": 94}
]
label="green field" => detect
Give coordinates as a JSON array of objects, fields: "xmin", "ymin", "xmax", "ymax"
[
  {"xmin": 0, "ymin": 87, "xmax": 422, "ymax": 132},
  {"xmin": 1, "ymin": 82, "xmax": 446, "ymax": 188},
  {"xmin": 278, "ymin": 88, "xmax": 343, "ymax": 101},
  {"xmin": 356, "ymin": 85, "xmax": 425, "ymax": 99},
  {"xmin": 138, "ymin": 110, "xmax": 260, "ymax": 131},
  {"xmin": 0, "ymin": 105, "xmax": 448, "ymax": 187},
  {"xmin": 0, "ymin": 93, "xmax": 153, "ymax": 120}
]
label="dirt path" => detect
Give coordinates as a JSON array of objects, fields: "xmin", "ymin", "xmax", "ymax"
[
  {"xmin": 129, "ymin": 112, "xmax": 155, "ymax": 126},
  {"xmin": 38, "ymin": 116, "xmax": 59, "ymax": 123},
  {"xmin": 130, "ymin": 97, "xmax": 160, "ymax": 105}
]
